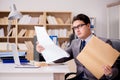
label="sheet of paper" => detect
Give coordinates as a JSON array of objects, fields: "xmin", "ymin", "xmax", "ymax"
[
  {"xmin": 77, "ymin": 35, "xmax": 120, "ymax": 79},
  {"xmin": 35, "ymin": 26, "xmax": 69, "ymax": 63}
]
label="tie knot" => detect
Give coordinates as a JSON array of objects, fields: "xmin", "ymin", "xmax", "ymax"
[
  {"xmin": 79, "ymin": 40, "xmax": 86, "ymax": 52},
  {"xmin": 82, "ymin": 40, "xmax": 86, "ymax": 44},
  {"xmin": 82, "ymin": 40, "xmax": 86, "ymax": 47}
]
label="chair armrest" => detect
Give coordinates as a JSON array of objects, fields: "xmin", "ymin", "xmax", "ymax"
[{"xmin": 65, "ymin": 72, "xmax": 77, "ymax": 80}]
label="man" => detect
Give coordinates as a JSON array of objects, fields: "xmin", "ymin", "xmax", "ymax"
[{"xmin": 36, "ymin": 14, "xmax": 118, "ymax": 80}]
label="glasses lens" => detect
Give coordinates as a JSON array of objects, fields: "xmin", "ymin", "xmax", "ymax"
[{"xmin": 72, "ymin": 24, "xmax": 86, "ymax": 30}]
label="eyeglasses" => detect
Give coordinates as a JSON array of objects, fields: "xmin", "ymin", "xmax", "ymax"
[{"xmin": 72, "ymin": 24, "xmax": 86, "ymax": 30}]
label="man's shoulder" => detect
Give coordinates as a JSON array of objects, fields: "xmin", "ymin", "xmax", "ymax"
[
  {"xmin": 97, "ymin": 36, "xmax": 112, "ymax": 45},
  {"xmin": 97, "ymin": 36, "xmax": 109, "ymax": 42},
  {"xmin": 72, "ymin": 38, "xmax": 81, "ymax": 43},
  {"xmin": 69, "ymin": 38, "xmax": 81, "ymax": 46}
]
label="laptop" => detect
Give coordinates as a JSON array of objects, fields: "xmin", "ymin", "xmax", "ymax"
[{"xmin": 11, "ymin": 43, "xmax": 39, "ymax": 68}]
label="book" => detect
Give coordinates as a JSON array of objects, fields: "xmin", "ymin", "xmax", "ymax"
[
  {"xmin": 18, "ymin": 15, "xmax": 31, "ymax": 24},
  {"xmin": 12, "ymin": 27, "xmax": 16, "ymax": 37},
  {"xmin": 18, "ymin": 29, "xmax": 27, "ymax": 37},
  {"xmin": 47, "ymin": 15, "xmax": 57, "ymax": 24},
  {"xmin": 30, "ymin": 17, "xmax": 39, "ymax": 24},
  {"xmin": 65, "ymin": 18, "xmax": 71, "ymax": 24},
  {"xmin": 25, "ymin": 30, "xmax": 35, "ymax": 37},
  {"xmin": 56, "ymin": 17, "xmax": 64, "ymax": 24},
  {"xmin": 39, "ymin": 15, "xmax": 44, "ymax": 24},
  {"xmin": 7, "ymin": 28, "xmax": 13, "ymax": 36},
  {"xmin": 51, "ymin": 16, "xmax": 58, "ymax": 25},
  {"xmin": 47, "ymin": 16, "xmax": 53, "ymax": 24},
  {"xmin": 28, "ymin": 30, "xmax": 35, "ymax": 37},
  {"xmin": 0, "ymin": 28, "xmax": 5, "ymax": 37},
  {"xmin": 24, "ymin": 41, "xmax": 34, "ymax": 60},
  {"xmin": 24, "ymin": 41, "xmax": 33, "ymax": 50},
  {"xmin": 18, "ymin": 43, "xmax": 28, "ymax": 51}
]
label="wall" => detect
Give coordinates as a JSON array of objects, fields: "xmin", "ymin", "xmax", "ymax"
[{"xmin": 0, "ymin": 0, "xmax": 119, "ymax": 37}]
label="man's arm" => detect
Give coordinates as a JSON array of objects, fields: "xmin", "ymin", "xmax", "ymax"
[{"xmin": 54, "ymin": 42, "xmax": 74, "ymax": 63}]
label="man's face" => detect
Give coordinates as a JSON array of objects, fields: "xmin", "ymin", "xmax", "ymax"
[{"xmin": 72, "ymin": 20, "xmax": 91, "ymax": 39}]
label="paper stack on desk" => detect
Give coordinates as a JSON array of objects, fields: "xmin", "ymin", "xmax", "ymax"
[
  {"xmin": 77, "ymin": 35, "xmax": 120, "ymax": 79},
  {"xmin": 34, "ymin": 26, "xmax": 69, "ymax": 63}
]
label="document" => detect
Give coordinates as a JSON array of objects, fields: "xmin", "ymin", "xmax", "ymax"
[
  {"xmin": 77, "ymin": 35, "xmax": 120, "ymax": 79},
  {"xmin": 34, "ymin": 26, "xmax": 69, "ymax": 63}
]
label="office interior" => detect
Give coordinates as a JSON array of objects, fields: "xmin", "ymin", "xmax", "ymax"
[{"xmin": 0, "ymin": 0, "xmax": 120, "ymax": 80}]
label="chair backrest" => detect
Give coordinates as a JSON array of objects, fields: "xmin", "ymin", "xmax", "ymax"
[
  {"xmin": 67, "ymin": 33, "xmax": 78, "ymax": 47},
  {"xmin": 110, "ymin": 39, "xmax": 120, "ymax": 80},
  {"xmin": 110, "ymin": 39, "xmax": 120, "ymax": 52}
]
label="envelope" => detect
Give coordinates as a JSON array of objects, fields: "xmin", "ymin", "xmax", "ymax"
[{"xmin": 77, "ymin": 35, "xmax": 120, "ymax": 79}]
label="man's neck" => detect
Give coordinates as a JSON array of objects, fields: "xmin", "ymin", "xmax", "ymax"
[
  {"xmin": 82, "ymin": 33, "xmax": 92, "ymax": 40},
  {"xmin": 82, "ymin": 34, "xmax": 93, "ymax": 43}
]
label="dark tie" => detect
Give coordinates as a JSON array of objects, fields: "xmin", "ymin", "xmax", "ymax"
[{"xmin": 79, "ymin": 40, "xmax": 86, "ymax": 52}]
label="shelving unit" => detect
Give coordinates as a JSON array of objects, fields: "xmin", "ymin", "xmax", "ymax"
[{"xmin": 0, "ymin": 11, "xmax": 72, "ymax": 60}]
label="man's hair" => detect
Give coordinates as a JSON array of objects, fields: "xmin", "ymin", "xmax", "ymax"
[{"xmin": 72, "ymin": 14, "xmax": 90, "ymax": 24}]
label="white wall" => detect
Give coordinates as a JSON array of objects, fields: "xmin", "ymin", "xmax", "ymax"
[{"xmin": 0, "ymin": 0, "xmax": 119, "ymax": 37}]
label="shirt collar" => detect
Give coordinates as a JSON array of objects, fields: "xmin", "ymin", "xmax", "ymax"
[{"xmin": 82, "ymin": 34, "xmax": 93, "ymax": 44}]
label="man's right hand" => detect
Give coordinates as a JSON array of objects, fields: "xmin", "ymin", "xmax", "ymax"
[{"xmin": 36, "ymin": 41, "xmax": 45, "ymax": 53}]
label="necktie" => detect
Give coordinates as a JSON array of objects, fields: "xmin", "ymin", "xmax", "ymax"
[{"xmin": 79, "ymin": 40, "xmax": 86, "ymax": 52}]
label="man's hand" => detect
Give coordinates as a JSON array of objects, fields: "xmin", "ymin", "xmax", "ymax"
[
  {"xmin": 36, "ymin": 41, "xmax": 45, "ymax": 53},
  {"xmin": 103, "ymin": 65, "xmax": 112, "ymax": 77}
]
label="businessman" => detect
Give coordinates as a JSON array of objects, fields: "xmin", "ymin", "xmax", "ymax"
[{"xmin": 36, "ymin": 14, "xmax": 118, "ymax": 80}]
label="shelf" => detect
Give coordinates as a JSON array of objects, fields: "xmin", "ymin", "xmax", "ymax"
[
  {"xmin": 17, "ymin": 37, "xmax": 34, "ymax": 38},
  {"xmin": 18, "ymin": 24, "xmax": 44, "ymax": 26},
  {"xmin": 0, "ymin": 24, "xmax": 15, "ymax": 25},
  {"xmin": 46, "ymin": 24, "xmax": 71, "ymax": 26},
  {"xmin": 0, "ymin": 37, "xmax": 16, "ymax": 38},
  {"xmin": 0, "ymin": 50, "xmax": 27, "ymax": 52}
]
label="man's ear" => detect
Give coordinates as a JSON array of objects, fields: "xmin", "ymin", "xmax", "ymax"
[{"xmin": 87, "ymin": 24, "xmax": 91, "ymax": 29}]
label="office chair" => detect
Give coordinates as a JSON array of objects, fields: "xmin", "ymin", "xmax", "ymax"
[
  {"xmin": 110, "ymin": 39, "xmax": 120, "ymax": 80},
  {"xmin": 65, "ymin": 33, "xmax": 78, "ymax": 80}
]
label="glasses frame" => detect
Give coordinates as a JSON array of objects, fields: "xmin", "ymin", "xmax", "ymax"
[{"xmin": 72, "ymin": 24, "xmax": 86, "ymax": 30}]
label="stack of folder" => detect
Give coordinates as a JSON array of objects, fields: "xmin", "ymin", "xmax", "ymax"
[{"xmin": 0, "ymin": 52, "xmax": 29, "ymax": 63}]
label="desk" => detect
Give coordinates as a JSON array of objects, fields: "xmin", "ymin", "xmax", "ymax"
[{"xmin": 0, "ymin": 63, "xmax": 69, "ymax": 80}]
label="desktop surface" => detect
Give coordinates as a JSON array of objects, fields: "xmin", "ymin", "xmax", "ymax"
[{"xmin": 0, "ymin": 63, "xmax": 69, "ymax": 80}]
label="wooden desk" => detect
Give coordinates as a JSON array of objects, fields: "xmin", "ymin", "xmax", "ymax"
[{"xmin": 0, "ymin": 63, "xmax": 69, "ymax": 80}]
